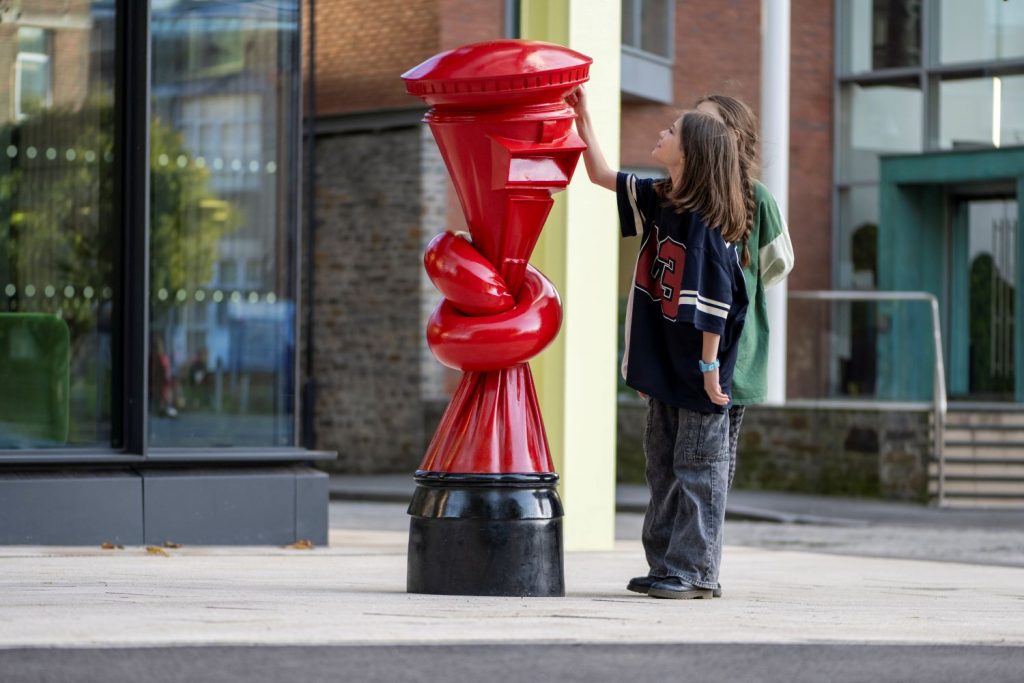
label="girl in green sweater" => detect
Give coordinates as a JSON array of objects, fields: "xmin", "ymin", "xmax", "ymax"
[{"xmin": 696, "ymin": 95, "xmax": 796, "ymax": 490}]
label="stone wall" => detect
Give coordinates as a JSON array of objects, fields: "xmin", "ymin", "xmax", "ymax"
[
  {"xmin": 309, "ymin": 125, "xmax": 430, "ymax": 473},
  {"xmin": 617, "ymin": 401, "xmax": 932, "ymax": 502}
]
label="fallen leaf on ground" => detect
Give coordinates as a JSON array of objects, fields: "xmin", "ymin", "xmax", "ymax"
[
  {"xmin": 100, "ymin": 543, "xmax": 125, "ymax": 550},
  {"xmin": 145, "ymin": 546, "xmax": 170, "ymax": 556},
  {"xmin": 284, "ymin": 539, "xmax": 314, "ymax": 550},
  {"xmin": 163, "ymin": 541, "xmax": 182, "ymax": 548}
]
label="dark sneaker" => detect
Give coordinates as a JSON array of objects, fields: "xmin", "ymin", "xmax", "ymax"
[
  {"xmin": 647, "ymin": 577, "xmax": 714, "ymax": 600},
  {"xmin": 626, "ymin": 575, "xmax": 664, "ymax": 594},
  {"xmin": 713, "ymin": 586, "xmax": 723, "ymax": 598}
]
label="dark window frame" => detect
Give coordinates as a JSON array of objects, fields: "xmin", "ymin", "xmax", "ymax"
[{"xmin": 0, "ymin": 0, "xmax": 313, "ymax": 465}]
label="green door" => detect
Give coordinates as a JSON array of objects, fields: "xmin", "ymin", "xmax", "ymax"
[{"xmin": 950, "ymin": 196, "xmax": 1019, "ymax": 401}]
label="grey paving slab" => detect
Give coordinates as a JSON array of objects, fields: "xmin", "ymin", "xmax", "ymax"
[
  {"xmin": 0, "ymin": 528, "xmax": 1022, "ymax": 649},
  {"xmin": 328, "ymin": 474, "xmax": 1024, "ymax": 529}
]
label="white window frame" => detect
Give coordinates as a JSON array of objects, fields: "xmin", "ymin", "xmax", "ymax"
[{"xmin": 14, "ymin": 39, "xmax": 52, "ymax": 121}]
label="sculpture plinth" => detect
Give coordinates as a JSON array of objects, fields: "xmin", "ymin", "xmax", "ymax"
[{"xmin": 402, "ymin": 40, "xmax": 590, "ymax": 596}]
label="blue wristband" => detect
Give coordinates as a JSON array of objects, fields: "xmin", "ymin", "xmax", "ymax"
[{"xmin": 698, "ymin": 359, "xmax": 720, "ymax": 373}]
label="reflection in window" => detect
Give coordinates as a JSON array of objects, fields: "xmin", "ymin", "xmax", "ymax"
[
  {"xmin": 839, "ymin": 82, "xmax": 922, "ymax": 183},
  {"xmin": 937, "ymin": 0, "xmax": 1024, "ymax": 64},
  {"xmin": 1001, "ymin": 76, "xmax": 1024, "ymax": 147},
  {"xmin": 622, "ymin": 0, "xmax": 671, "ymax": 59},
  {"xmin": 938, "ymin": 76, "xmax": 1024, "ymax": 149},
  {"xmin": 843, "ymin": 0, "xmax": 921, "ymax": 73},
  {"xmin": 939, "ymin": 78, "xmax": 997, "ymax": 149},
  {"xmin": 1, "ymin": 4, "xmax": 118, "ymax": 449},
  {"xmin": 149, "ymin": 0, "xmax": 299, "ymax": 447},
  {"xmin": 15, "ymin": 27, "xmax": 53, "ymax": 120},
  {"xmin": 838, "ymin": 186, "xmax": 881, "ymax": 290}
]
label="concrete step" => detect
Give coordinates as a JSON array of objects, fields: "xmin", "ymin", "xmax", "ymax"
[
  {"xmin": 943, "ymin": 427, "xmax": 1024, "ymax": 443},
  {"xmin": 934, "ymin": 496, "xmax": 1024, "ymax": 509},
  {"xmin": 943, "ymin": 443, "xmax": 1024, "ymax": 458},
  {"xmin": 929, "ymin": 462, "xmax": 1024, "ymax": 479},
  {"xmin": 928, "ymin": 478, "xmax": 1024, "ymax": 496},
  {"xmin": 945, "ymin": 410, "xmax": 1024, "ymax": 428}
]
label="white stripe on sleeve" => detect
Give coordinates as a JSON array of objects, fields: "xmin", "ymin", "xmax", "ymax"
[
  {"xmin": 627, "ymin": 174, "xmax": 645, "ymax": 238},
  {"xmin": 760, "ymin": 218, "xmax": 795, "ymax": 288},
  {"xmin": 695, "ymin": 302, "xmax": 729, "ymax": 319}
]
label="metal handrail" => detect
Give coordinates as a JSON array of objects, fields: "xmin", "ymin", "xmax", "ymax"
[{"xmin": 788, "ymin": 291, "xmax": 947, "ymax": 506}]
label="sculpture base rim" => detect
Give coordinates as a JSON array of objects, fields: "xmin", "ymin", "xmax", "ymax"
[{"xmin": 406, "ymin": 472, "xmax": 564, "ymax": 597}]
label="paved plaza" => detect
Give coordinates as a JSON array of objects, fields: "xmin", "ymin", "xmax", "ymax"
[{"xmin": 1, "ymin": 496, "xmax": 1023, "ymax": 681}]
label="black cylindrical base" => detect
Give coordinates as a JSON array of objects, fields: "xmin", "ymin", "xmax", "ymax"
[{"xmin": 406, "ymin": 472, "xmax": 564, "ymax": 597}]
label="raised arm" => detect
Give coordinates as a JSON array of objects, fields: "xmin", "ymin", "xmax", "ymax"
[{"xmin": 566, "ymin": 86, "xmax": 617, "ymax": 192}]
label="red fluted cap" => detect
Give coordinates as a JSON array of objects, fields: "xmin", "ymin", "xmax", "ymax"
[{"xmin": 402, "ymin": 39, "xmax": 591, "ymax": 107}]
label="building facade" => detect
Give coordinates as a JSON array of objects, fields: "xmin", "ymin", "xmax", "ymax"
[
  {"xmin": 6, "ymin": 0, "xmax": 1022, "ymax": 545},
  {"xmin": 0, "ymin": 0, "xmax": 329, "ymax": 544},
  {"xmin": 305, "ymin": 0, "xmax": 832, "ymax": 468},
  {"xmin": 307, "ymin": 0, "xmax": 1024, "ymax": 507}
]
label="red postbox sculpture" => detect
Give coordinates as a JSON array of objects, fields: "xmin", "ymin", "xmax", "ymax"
[{"xmin": 402, "ymin": 40, "xmax": 590, "ymax": 596}]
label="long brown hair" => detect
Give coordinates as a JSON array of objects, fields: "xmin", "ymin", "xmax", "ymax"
[
  {"xmin": 696, "ymin": 94, "xmax": 760, "ymax": 266},
  {"xmin": 655, "ymin": 111, "xmax": 746, "ymax": 252}
]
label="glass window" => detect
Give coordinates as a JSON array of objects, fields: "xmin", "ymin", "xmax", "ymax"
[
  {"xmin": 840, "ymin": 82, "xmax": 923, "ymax": 183},
  {"xmin": 640, "ymin": 0, "xmax": 670, "ymax": 58},
  {"xmin": 937, "ymin": 75, "xmax": 1024, "ymax": 149},
  {"xmin": 1001, "ymin": 75, "xmax": 1024, "ymax": 147},
  {"xmin": 1, "ymin": 5, "xmax": 118, "ymax": 449},
  {"xmin": 149, "ymin": 0, "xmax": 299, "ymax": 447},
  {"xmin": 219, "ymin": 260, "xmax": 238, "ymax": 286},
  {"xmin": 963, "ymin": 199, "xmax": 1018, "ymax": 399},
  {"xmin": 14, "ymin": 27, "xmax": 53, "ymax": 120},
  {"xmin": 622, "ymin": 0, "xmax": 671, "ymax": 59},
  {"xmin": 245, "ymin": 258, "xmax": 262, "ymax": 287},
  {"xmin": 842, "ymin": 0, "xmax": 921, "ymax": 73},
  {"xmin": 937, "ymin": 0, "xmax": 1024, "ymax": 64},
  {"xmin": 622, "ymin": 0, "xmax": 637, "ymax": 47},
  {"xmin": 939, "ymin": 77, "xmax": 997, "ymax": 149},
  {"xmin": 837, "ymin": 186, "xmax": 881, "ymax": 289}
]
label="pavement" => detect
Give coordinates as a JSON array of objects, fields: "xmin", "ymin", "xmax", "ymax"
[
  {"xmin": 330, "ymin": 473, "xmax": 1024, "ymax": 528},
  {"xmin": 2, "ymin": 481, "xmax": 1024, "ymax": 682}
]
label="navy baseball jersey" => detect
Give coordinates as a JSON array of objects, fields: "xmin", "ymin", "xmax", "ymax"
[{"xmin": 617, "ymin": 172, "xmax": 749, "ymax": 413}]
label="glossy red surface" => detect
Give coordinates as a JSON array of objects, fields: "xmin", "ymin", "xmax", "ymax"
[
  {"xmin": 423, "ymin": 232, "xmax": 514, "ymax": 316},
  {"xmin": 402, "ymin": 40, "xmax": 591, "ymax": 108},
  {"xmin": 406, "ymin": 40, "xmax": 590, "ymax": 474},
  {"xmin": 427, "ymin": 261, "xmax": 561, "ymax": 372}
]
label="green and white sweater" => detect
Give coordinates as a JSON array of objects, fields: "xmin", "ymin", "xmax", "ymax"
[{"xmin": 731, "ymin": 181, "xmax": 795, "ymax": 405}]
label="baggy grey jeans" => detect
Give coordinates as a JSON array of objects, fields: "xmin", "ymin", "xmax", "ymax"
[
  {"xmin": 727, "ymin": 404, "xmax": 746, "ymax": 491},
  {"xmin": 641, "ymin": 397, "xmax": 730, "ymax": 590}
]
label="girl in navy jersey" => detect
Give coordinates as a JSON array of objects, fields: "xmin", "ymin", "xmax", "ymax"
[{"xmin": 567, "ymin": 86, "xmax": 749, "ymax": 599}]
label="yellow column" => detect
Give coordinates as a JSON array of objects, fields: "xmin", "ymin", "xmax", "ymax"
[{"xmin": 521, "ymin": 0, "xmax": 621, "ymax": 551}]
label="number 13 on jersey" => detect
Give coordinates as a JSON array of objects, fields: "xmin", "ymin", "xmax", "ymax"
[{"xmin": 635, "ymin": 226, "xmax": 685, "ymax": 320}]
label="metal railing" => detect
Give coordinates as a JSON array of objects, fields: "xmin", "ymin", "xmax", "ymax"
[{"xmin": 788, "ymin": 291, "xmax": 948, "ymax": 505}]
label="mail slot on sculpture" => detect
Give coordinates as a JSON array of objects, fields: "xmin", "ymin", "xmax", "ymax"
[{"xmin": 402, "ymin": 40, "xmax": 590, "ymax": 596}]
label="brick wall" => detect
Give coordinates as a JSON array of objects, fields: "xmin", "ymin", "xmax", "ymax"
[
  {"xmin": 786, "ymin": 0, "xmax": 835, "ymax": 395},
  {"xmin": 310, "ymin": 0, "xmax": 439, "ymax": 115},
  {"xmin": 620, "ymin": 1, "xmax": 761, "ymax": 169},
  {"xmin": 789, "ymin": 0, "xmax": 833, "ymax": 292},
  {"xmin": 308, "ymin": 0, "xmax": 504, "ymax": 117},
  {"xmin": 619, "ymin": 0, "xmax": 833, "ymax": 286},
  {"xmin": 439, "ymin": 0, "xmax": 504, "ymax": 50},
  {"xmin": 309, "ymin": 126, "xmax": 427, "ymax": 472},
  {"xmin": 418, "ymin": 126, "xmax": 461, "ymax": 401}
]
